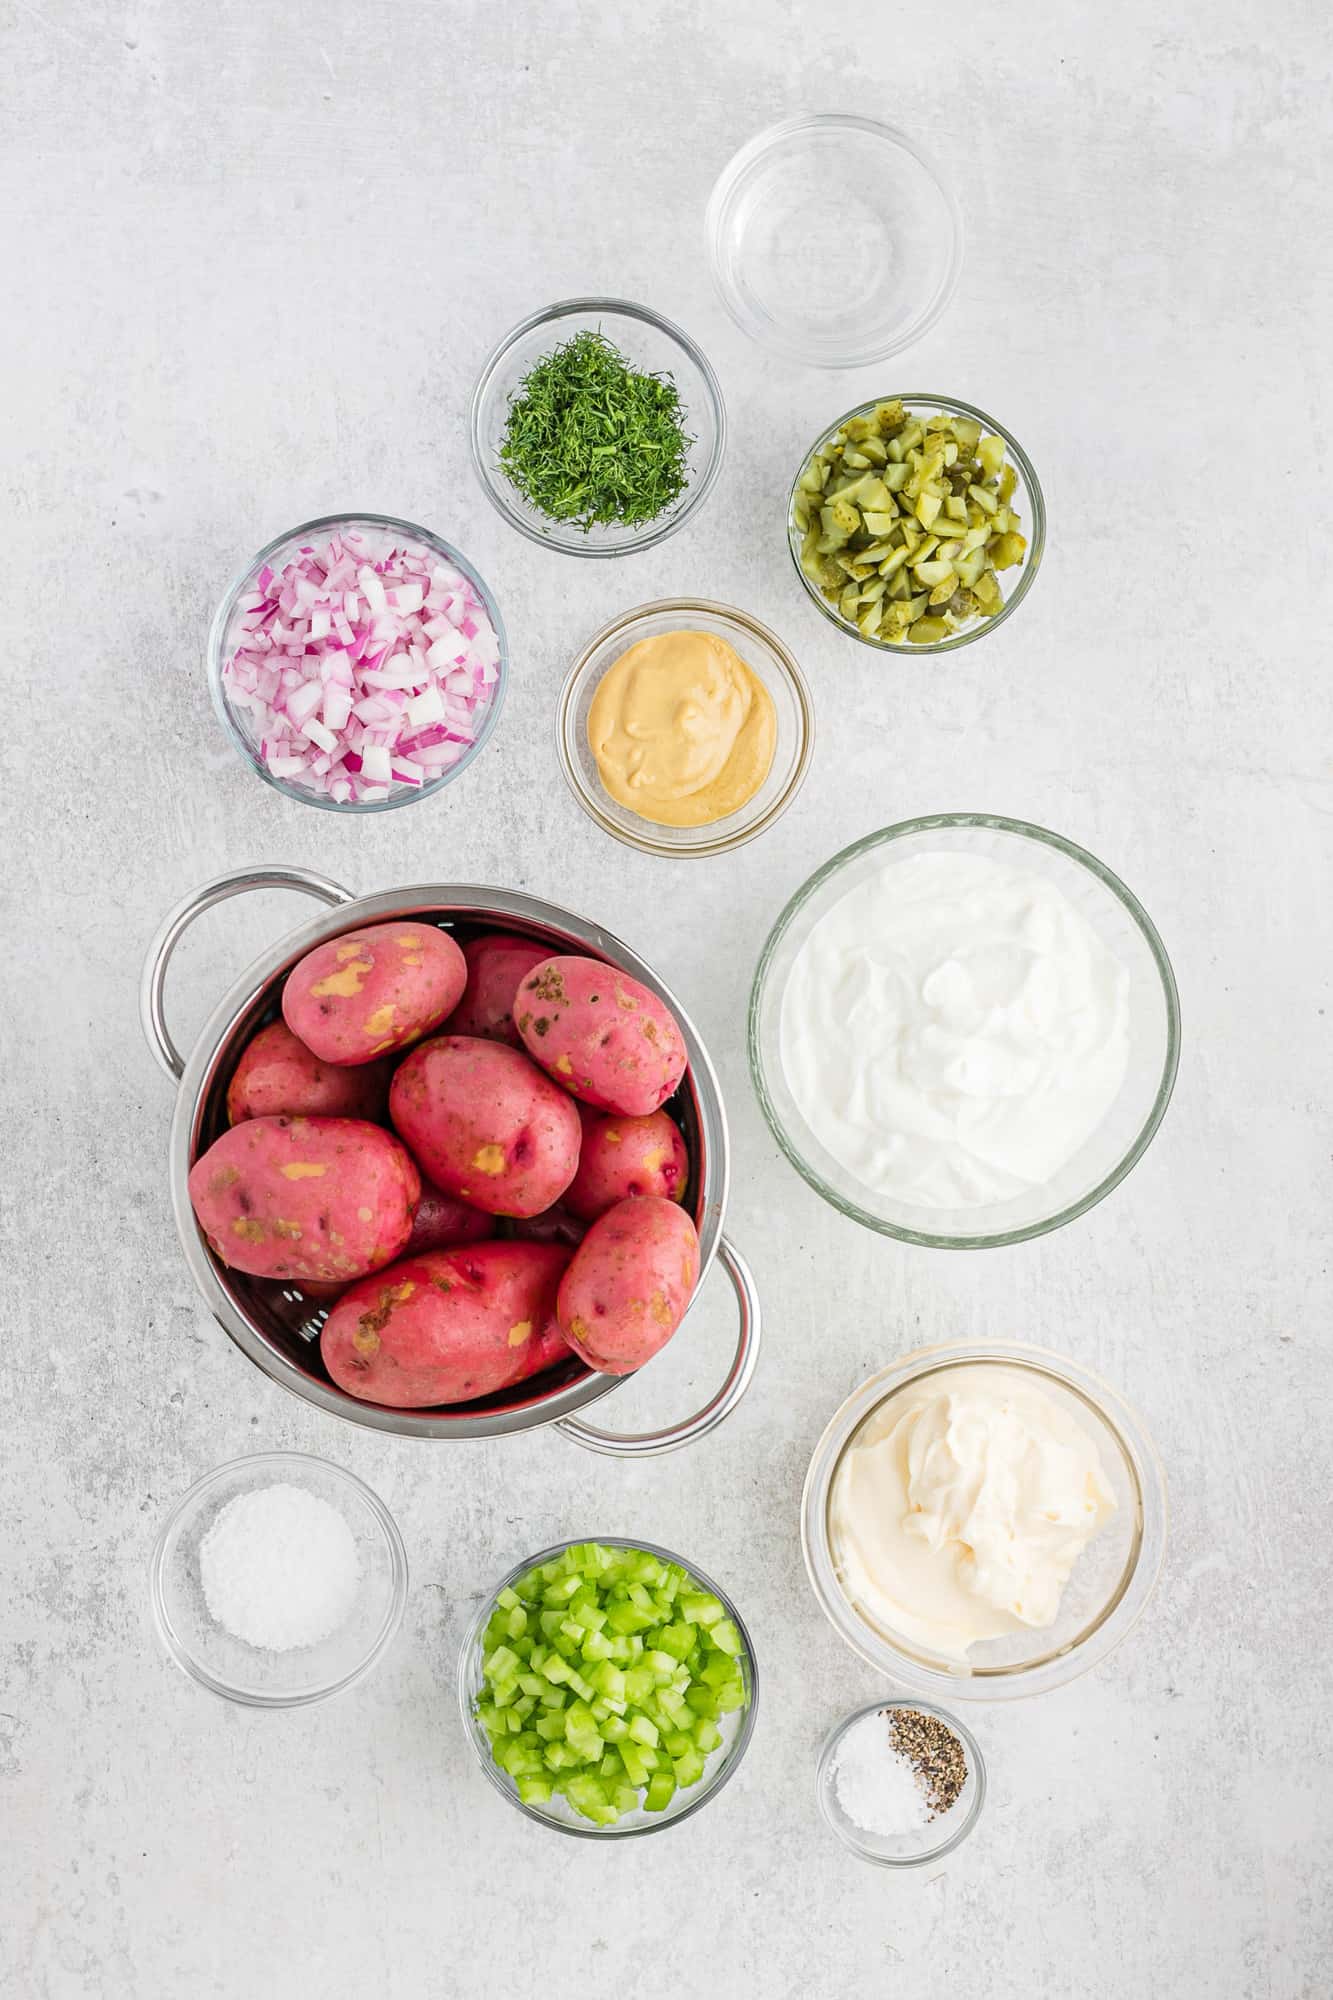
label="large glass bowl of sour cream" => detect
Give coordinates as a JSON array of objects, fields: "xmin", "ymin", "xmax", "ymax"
[
  {"xmin": 801, "ymin": 1345, "xmax": 1167, "ymax": 1701},
  {"xmin": 748, "ymin": 815, "xmax": 1179, "ymax": 1247}
]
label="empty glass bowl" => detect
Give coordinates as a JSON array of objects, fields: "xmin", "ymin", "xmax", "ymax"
[
  {"xmin": 150, "ymin": 1452, "xmax": 408, "ymax": 1706},
  {"xmin": 788, "ymin": 394, "xmax": 1045, "ymax": 653},
  {"xmin": 556, "ymin": 598, "xmax": 815, "ymax": 857},
  {"xmin": 749, "ymin": 814, "xmax": 1180, "ymax": 1247},
  {"xmin": 706, "ymin": 116, "xmax": 962, "ymax": 367},
  {"xmin": 458, "ymin": 1537, "xmax": 758, "ymax": 1838},
  {"xmin": 802, "ymin": 1345, "xmax": 1167, "ymax": 1701},
  {"xmin": 469, "ymin": 300, "xmax": 726, "ymax": 557},
  {"xmin": 817, "ymin": 1698, "xmax": 986, "ymax": 1867},
  {"xmin": 206, "ymin": 512, "xmax": 508, "ymax": 812}
]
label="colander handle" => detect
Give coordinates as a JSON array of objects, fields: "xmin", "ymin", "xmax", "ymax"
[
  {"xmin": 554, "ymin": 1236, "xmax": 760, "ymax": 1458},
  {"xmin": 140, "ymin": 865, "xmax": 355, "ymax": 1082}
]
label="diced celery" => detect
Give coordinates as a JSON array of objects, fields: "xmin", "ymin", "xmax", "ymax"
[
  {"xmin": 685, "ymin": 1684, "xmax": 719, "ymax": 1719},
  {"xmin": 516, "ymin": 1775, "xmax": 552, "ymax": 1806},
  {"xmin": 628, "ymin": 1713, "xmax": 660, "ymax": 1750},
  {"xmin": 678, "ymin": 1593, "xmax": 724, "ymax": 1627},
  {"xmin": 619, "ymin": 1741, "xmax": 652, "ymax": 1788},
  {"xmin": 673, "ymin": 1747, "xmax": 706, "ymax": 1788},
  {"xmin": 709, "ymin": 1618, "xmax": 742, "ymax": 1658},
  {"xmin": 692, "ymin": 1717, "xmax": 722, "ymax": 1754},
  {"xmin": 644, "ymin": 1771, "xmax": 676, "ymax": 1813},
  {"xmin": 663, "ymin": 1729, "xmax": 693, "ymax": 1760},
  {"xmin": 602, "ymin": 1713, "xmax": 630, "ymax": 1743},
  {"xmin": 581, "ymin": 1628, "xmax": 614, "ymax": 1662}
]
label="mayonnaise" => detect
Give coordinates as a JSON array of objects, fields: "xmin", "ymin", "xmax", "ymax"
[
  {"xmin": 829, "ymin": 1365, "xmax": 1117, "ymax": 1660},
  {"xmin": 779, "ymin": 850, "xmax": 1131, "ymax": 1209},
  {"xmin": 587, "ymin": 629, "xmax": 776, "ymax": 828}
]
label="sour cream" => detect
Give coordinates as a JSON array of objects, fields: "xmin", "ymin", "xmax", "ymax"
[
  {"xmin": 779, "ymin": 850, "xmax": 1131, "ymax": 1209},
  {"xmin": 829, "ymin": 1365, "xmax": 1117, "ymax": 1661}
]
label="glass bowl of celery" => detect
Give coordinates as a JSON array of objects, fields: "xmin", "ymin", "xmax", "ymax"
[{"xmin": 458, "ymin": 1538, "xmax": 758, "ymax": 1837}]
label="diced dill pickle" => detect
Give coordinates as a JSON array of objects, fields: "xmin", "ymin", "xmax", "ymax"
[{"xmin": 793, "ymin": 403, "xmax": 1025, "ymax": 643}]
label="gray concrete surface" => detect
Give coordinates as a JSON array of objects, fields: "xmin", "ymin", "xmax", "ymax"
[{"xmin": 2, "ymin": 1, "xmax": 1330, "ymax": 1994}]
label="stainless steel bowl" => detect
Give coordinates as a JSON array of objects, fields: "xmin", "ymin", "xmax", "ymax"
[{"xmin": 141, "ymin": 867, "xmax": 760, "ymax": 1455}]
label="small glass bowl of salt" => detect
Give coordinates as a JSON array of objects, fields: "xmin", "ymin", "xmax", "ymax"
[
  {"xmin": 817, "ymin": 1698, "xmax": 985, "ymax": 1868},
  {"xmin": 151, "ymin": 1453, "xmax": 408, "ymax": 1707}
]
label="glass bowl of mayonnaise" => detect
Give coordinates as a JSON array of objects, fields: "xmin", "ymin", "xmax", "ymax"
[
  {"xmin": 557, "ymin": 599, "xmax": 815, "ymax": 858},
  {"xmin": 749, "ymin": 814, "xmax": 1180, "ymax": 1247},
  {"xmin": 802, "ymin": 1345, "xmax": 1167, "ymax": 1701}
]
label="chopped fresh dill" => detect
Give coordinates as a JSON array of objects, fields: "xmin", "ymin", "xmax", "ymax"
[{"xmin": 498, "ymin": 329, "xmax": 692, "ymax": 532}]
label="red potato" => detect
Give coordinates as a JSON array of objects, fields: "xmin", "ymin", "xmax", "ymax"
[
  {"xmin": 515, "ymin": 957, "xmax": 688, "ymax": 1117},
  {"xmin": 403, "ymin": 1180, "xmax": 494, "ymax": 1258},
  {"xmin": 188, "ymin": 1115, "xmax": 420, "ymax": 1283},
  {"xmin": 390, "ymin": 1035, "xmax": 581, "ymax": 1219},
  {"xmin": 565, "ymin": 1107, "xmax": 689, "ymax": 1222},
  {"xmin": 320, "ymin": 1240, "xmax": 571, "ymax": 1408},
  {"xmin": 557, "ymin": 1196, "xmax": 700, "ymax": 1376},
  {"xmin": 282, "ymin": 921, "xmax": 466, "ymax": 1067},
  {"xmin": 506, "ymin": 1203, "xmax": 587, "ymax": 1249},
  {"xmin": 226, "ymin": 1021, "xmax": 392, "ymax": 1125},
  {"xmin": 446, "ymin": 933, "xmax": 550, "ymax": 1047}
]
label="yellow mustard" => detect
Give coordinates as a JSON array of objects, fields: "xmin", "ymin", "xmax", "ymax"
[{"xmin": 587, "ymin": 630, "xmax": 777, "ymax": 829}]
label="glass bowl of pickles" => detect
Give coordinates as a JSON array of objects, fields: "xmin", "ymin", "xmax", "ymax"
[
  {"xmin": 458, "ymin": 1538, "xmax": 757, "ymax": 1838},
  {"xmin": 788, "ymin": 395, "xmax": 1045, "ymax": 653}
]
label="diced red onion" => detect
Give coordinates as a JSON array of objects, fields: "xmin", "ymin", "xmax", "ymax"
[{"xmin": 221, "ymin": 532, "xmax": 500, "ymax": 803}]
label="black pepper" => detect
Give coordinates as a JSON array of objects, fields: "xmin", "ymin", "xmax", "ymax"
[{"xmin": 883, "ymin": 1707, "xmax": 967, "ymax": 1819}]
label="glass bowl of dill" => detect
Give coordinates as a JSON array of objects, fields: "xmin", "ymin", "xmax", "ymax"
[{"xmin": 469, "ymin": 299, "xmax": 727, "ymax": 558}]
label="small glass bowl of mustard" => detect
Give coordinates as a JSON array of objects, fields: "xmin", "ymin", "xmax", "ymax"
[{"xmin": 556, "ymin": 598, "xmax": 815, "ymax": 858}]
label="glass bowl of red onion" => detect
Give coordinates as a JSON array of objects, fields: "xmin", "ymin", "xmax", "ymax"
[{"xmin": 206, "ymin": 512, "xmax": 509, "ymax": 812}]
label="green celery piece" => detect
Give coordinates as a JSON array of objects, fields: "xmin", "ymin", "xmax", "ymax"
[
  {"xmin": 627, "ymin": 1554, "xmax": 664, "ymax": 1586},
  {"xmin": 624, "ymin": 1666, "xmax": 654, "ymax": 1705},
  {"xmin": 663, "ymin": 1729, "xmax": 693, "ymax": 1760},
  {"xmin": 491, "ymin": 1677, "xmax": 520, "ymax": 1709},
  {"xmin": 678, "ymin": 1592, "xmax": 725, "ymax": 1627},
  {"xmin": 644, "ymin": 1651, "xmax": 677, "ymax": 1681},
  {"xmin": 475, "ymin": 1703, "xmax": 503, "ymax": 1739},
  {"xmin": 657, "ymin": 1687, "xmax": 687, "ymax": 1723},
  {"xmin": 543, "ymin": 1573, "xmax": 581, "ymax": 1605},
  {"xmin": 537, "ymin": 1685, "xmax": 566, "ymax": 1710},
  {"xmin": 505, "ymin": 1605, "xmax": 528, "ymax": 1640},
  {"xmin": 644, "ymin": 1771, "xmax": 676, "ymax": 1813},
  {"xmin": 565, "ymin": 1774, "xmax": 618, "ymax": 1825},
  {"xmin": 516, "ymin": 1775, "xmax": 552, "ymax": 1806},
  {"xmin": 581, "ymin": 1628, "xmax": 614, "ymax": 1662},
  {"xmin": 535, "ymin": 1712, "xmax": 565, "ymax": 1742},
  {"xmin": 709, "ymin": 1618, "xmax": 743, "ymax": 1657},
  {"xmin": 685, "ymin": 1684, "xmax": 719, "ymax": 1719},
  {"xmin": 605, "ymin": 1601, "xmax": 655, "ymax": 1636},
  {"xmin": 559, "ymin": 1618, "xmax": 587, "ymax": 1647},
  {"xmin": 552, "ymin": 1632, "xmax": 580, "ymax": 1663},
  {"xmin": 505, "ymin": 1710, "xmax": 522, "ymax": 1734},
  {"xmin": 512, "ymin": 1695, "xmax": 535, "ymax": 1721},
  {"xmin": 538, "ymin": 1609, "xmax": 564, "ymax": 1640},
  {"xmin": 543, "ymin": 1742, "xmax": 579, "ymax": 1771},
  {"xmin": 482, "ymin": 1614, "xmax": 510, "ymax": 1654},
  {"xmin": 496, "ymin": 1585, "xmax": 520, "ymax": 1611},
  {"xmin": 699, "ymin": 1656, "xmax": 735, "ymax": 1689},
  {"xmin": 484, "ymin": 1644, "xmax": 522, "ymax": 1682},
  {"xmin": 589, "ymin": 1696, "xmax": 612, "ymax": 1724},
  {"xmin": 652, "ymin": 1745, "xmax": 675, "ymax": 1774},
  {"xmin": 590, "ymin": 1661, "xmax": 626, "ymax": 1703},
  {"xmin": 713, "ymin": 1678, "xmax": 745, "ymax": 1714},
  {"xmin": 602, "ymin": 1714, "xmax": 630, "ymax": 1743},
  {"xmin": 619, "ymin": 1741, "xmax": 652, "ymax": 1788},
  {"xmin": 567, "ymin": 1671, "xmax": 596, "ymax": 1703},
  {"xmin": 628, "ymin": 1713, "xmax": 660, "ymax": 1750},
  {"xmin": 612, "ymin": 1783, "xmax": 640, "ymax": 1817},
  {"xmin": 656, "ymin": 1622, "xmax": 697, "ymax": 1661},
  {"xmin": 565, "ymin": 1700, "xmax": 604, "ymax": 1762},
  {"xmin": 673, "ymin": 1747, "xmax": 706, "ymax": 1788},
  {"xmin": 597, "ymin": 1748, "xmax": 623, "ymax": 1780},
  {"xmin": 627, "ymin": 1583, "xmax": 655, "ymax": 1612},
  {"xmin": 517, "ymin": 1672, "xmax": 545, "ymax": 1700},
  {"xmin": 540, "ymin": 1653, "xmax": 569, "ymax": 1686},
  {"xmin": 692, "ymin": 1717, "xmax": 722, "ymax": 1754}
]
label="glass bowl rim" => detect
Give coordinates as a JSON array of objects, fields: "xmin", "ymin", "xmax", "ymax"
[
  {"xmin": 555, "ymin": 595, "xmax": 817, "ymax": 858},
  {"xmin": 456, "ymin": 1534, "xmax": 760, "ymax": 1838},
  {"xmin": 149, "ymin": 1449, "xmax": 410, "ymax": 1708},
  {"xmin": 800, "ymin": 1341, "xmax": 1168, "ymax": 1701},
  {"xmin": 205, "ymin": 510, "xmax": 510, "ymax": 814},
  {"xmin": 468, "ymin": 297, "xmax": 728, "ymax": 559},
  {"xmin": 787, "ymin": 393, "xmax": 1046, "ymax": 653},
  {"xmin": 816, "ymin": 1695, "xmax": 987, "ymax": 1867},
  {"xmin": 748, "ymin": 811, "xmax": 1181, "ymax": 1247},
  {"xmin": 705, "ymin": 112, "xmax": 965, "ymax": 368}
]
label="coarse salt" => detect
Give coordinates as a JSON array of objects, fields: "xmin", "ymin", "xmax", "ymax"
[
  {"xmin": 198, "ymin": 1483, "xmax": 360, "ymax": 1653},
  {"xmin": 829, "ymin": 1710, "xmax": 932, "ymax": 1836}
]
